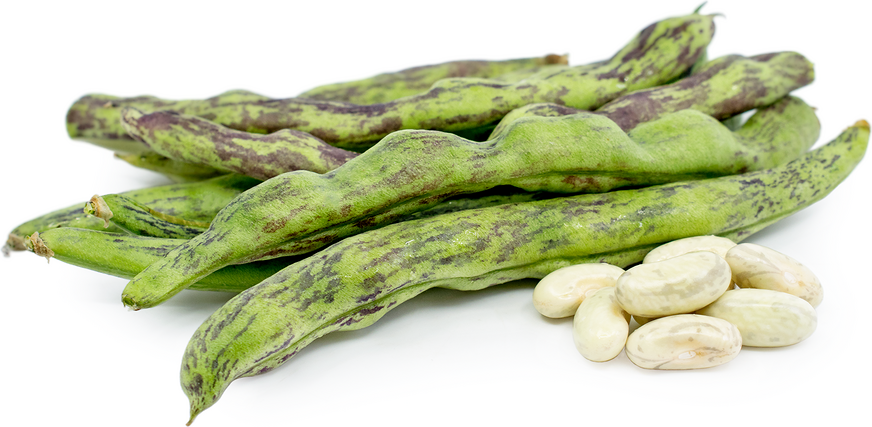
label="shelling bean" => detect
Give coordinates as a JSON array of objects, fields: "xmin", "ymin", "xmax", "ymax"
[
  {"xmin": 625, "ymin": 314, "xmax": 742, "ymax": 369},
  {"xmin": 696, "ymin": 289, "xmax": 817, "ymax": 347},
  {"xmin": 615, "ymin": 252, "xmax": 732, "ymax": 317},
  {"xmin": 643, "ymin": 235, "xmax": 737, "ymax": 263},
  {"xmin": 533, "ymin": 263, "xmax": 624, "ymax": 318},
  {"xmin": 725, "ymin": 243, "xmax": 823, "ymax": 307},
  {"xmin": 572, "ymin": 288, "xmax": 630, "ymax": 362}
]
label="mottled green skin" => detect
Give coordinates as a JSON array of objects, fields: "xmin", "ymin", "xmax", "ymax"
[
  {"xmin": 181, "ymin": 122, "xmax": 869, "ymax": 422},
  {"xmin": 120, "ymin": 109, "xmax": 360, "ymax": 180},
  {"xmin": 66, "ymin": 90, "xmax": 270, "ymax": 153},
  {"xmin": 489, "ymin": 52, "xmax": 814, "ymax": 138},
  {"xmin": 98, "ymin": 194, "xmax": 207, "ymax": 239},
  {"xmin": 67, "ymin": 13, "xmax": 713, "ymax": 150},
  {"xmin": 115, "ymin": 152, "xmax": 225, "ymax": 183},
  {"xmin": 123, "ymin": 100, "xmax": 819, "ymax": 310},
  {"xmin": 33, "ymin": 228, "xmax": 296, "ymax": 293},
  {"xmin": 298, "ymin": 54, "xmax": 569, "ymax": 104},
  {"xmin": 5, "ymin": 174, "xmax": 257, "ymax": 254}
]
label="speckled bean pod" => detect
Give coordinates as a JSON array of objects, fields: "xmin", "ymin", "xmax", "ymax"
[
  {"xmin": 298, "ymin": 54, "xmax": 569, "ymax": 104},
  {"xmin": 179, "ymin": 121, "xmax": 867, "ymax": 421},
  {"xmin": 119, "ymin": 108, "xmax": 361, "ymax": 180},
  {"xmin": 123, "ymin": 101, "xmax": 818, "ymax": 310},
  {"xmin": 625, "ymin": 314, "xmax": 742, "ymax": 369},
  {"xmin": 696, "ymin": 289, "xmax": 817, "ymax": 347},
  {"xmin": 67, "ymin": 13, "xmax": 713, "ymax": 151},
  {"xmin": 489, "ymin": 52, "xmax": 815, "ymax": 138}
]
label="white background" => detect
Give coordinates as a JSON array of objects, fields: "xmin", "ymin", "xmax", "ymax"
[{"xmin": 2, "ymin": 1, "xmax": 870, "ymax": 426}]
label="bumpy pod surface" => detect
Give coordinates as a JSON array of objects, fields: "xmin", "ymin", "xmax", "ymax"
[
  {"xmin": 67, "ymin": 13, "xmax": 713, "ymax": 151},
  {"xmin": 30, "ymin": 228, "xmax": 295, "ymax": 293},
  {"xmin": 120, "ymin": 108, "xmax": 360, "ymax": 180},
  {"xmin": 298, "ymin": 54, "xmax": 569, "ymax": 104},
  {"xmin": 180, "ymin": 121, "xmax": 867, "ymax": 421},
  {"xmin": 123, "ymin": 102, "xmax": 818, "ymax": 309},
  {"xmin": 490, "ymin": 52, "xmax": 815, "ymax": 138},
  {"xmin": 4, "ymin": 174, "xmax": 258, "ymax": 253}
]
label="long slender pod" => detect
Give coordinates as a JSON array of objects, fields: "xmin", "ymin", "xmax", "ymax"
[
  {"xmin": 65, "ymin": 90, "xmax": 271, "ymax": 153},
  {"xmin": 67, "ymin": 12, "xmax": 713, "ymax": 151},
  {"xmin": 298, "ymin": 54, "xmax": 569, "ymax": 104},
  {"xmin": 25, "ymin": 229, "xmax": 296, "ymax": 293},
  {"xmin": 181, "ymin": 121, "xmax": 869, "ymax": 424},
  {"xmin": 123, "ymin": 98, "xmax": 820, "ymax": 309},
  {"xmin": 490, "ymin": 52, "xmax": 815, "ymax": 138},
  {"xmin": 119, "ymin": 109, "xmax": 360, "ymax": 180},
  {"xmin": 5, "ymin": 174, "xmax": 258, "ymax": 253}
]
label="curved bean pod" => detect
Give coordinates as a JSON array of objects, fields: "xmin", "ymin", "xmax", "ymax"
[
  {"xmin": 119, "ymin": 109, "xmax": 360, "ymax": 180},
  {"xmin": 298, "ymin": 54, "xmax": 569, "ymax": 104},
  {"xmin": 67, "ymin": 13, "xmax": 713, "ymax": 151},
  {"xmin": 123, "ymin": 101, "xmax": 818, "ymax": 309},
  {"xmin": 489, "ymin": 52, "xmax": 815, "ymax": 138},
  {"xmin": 180, "ymin": 120, "xmax": 868, "ymax": 422}
]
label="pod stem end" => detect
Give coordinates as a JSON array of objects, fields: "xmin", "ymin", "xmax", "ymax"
[
  {"xmin": 85, "ymin": 195, "xmax": 114, "ymax": 228},
  {"xmin": 26, "ymin": 232, "xmax": 54, "ymax": 263}
]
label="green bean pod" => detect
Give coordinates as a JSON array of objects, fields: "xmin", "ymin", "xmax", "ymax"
[
  {"xmin": 298, "ymin": 54, "xmax": 569, "ymax": 104},
  {"xmin": 67, "ymin": 12, "xmax": 713, "ymax": 151},
  {"xmin": 180, "ymin": 121, "xmax": 869, "ymax": 423},
  {"xmin": 5, "ymin": 174, "xmax": 259, "ymax": 254},
  {"xmin": 85, "ymin": 194, "xmax": 208, "ymax": 239},
  {"xmin": 114, "ymin": 152, "xmax": 226, "ymax": 183},
  {"xmin": 66, "ymin": 90, "xmax": 271, "ymax": 153},
  {"xmin": 26, "ymin": 229, "xmax": 295, "ymax": 293},
  {"xmin": 490, "ymin": 52, "xmax": 815, "ymax": 138},
  {"xmin": 119, "ymin": 109, "xmax": 360, "ymax": 180},
  {"xmin": 122, "ymin": 98, "xmax": 819, "ymax": 310}
]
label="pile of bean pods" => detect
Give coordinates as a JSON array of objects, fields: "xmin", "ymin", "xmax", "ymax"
[{"xmin": 5, "ymin": 6, "xmax": 869, "ymax": 425}]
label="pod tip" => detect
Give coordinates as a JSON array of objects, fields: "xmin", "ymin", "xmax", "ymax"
[
  {"xmin": 6, "ymin": 234, "xmax": 26, "ymax": 252},
  {"xmin": 853, "ymin": 119, "xmax": 870, "ymax": 131}
]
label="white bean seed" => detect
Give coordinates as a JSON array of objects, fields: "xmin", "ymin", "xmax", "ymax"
[
  {"xmin": 697, "ymin": 289, "xmax": 817, "ymax": 347},
  {"xmin": 573, "ymin": 288, "xmax": 630, "ymax": 362},
  {"xmin": 625, "ymin": 314, "xmax": 742, "ymax": 370},
  {"xmin": 615, "ymin": 252, "xmax": 731, "ymax": 317},
  {"xmin": 643, "ymin": 235, "xmax": 737, "ymax": 263},
  {"xmin": 725, "ymin": 243, "xmax": 823, "ymax": 307},
  {"xmin": 533, "ymin": 263, "xmax": 625, "ymax": 318}
]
